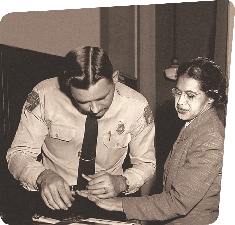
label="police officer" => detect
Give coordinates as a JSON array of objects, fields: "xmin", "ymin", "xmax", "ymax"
[{"xmin": 6, "ymin": 46, "xmax": 156, "ymax": 220}]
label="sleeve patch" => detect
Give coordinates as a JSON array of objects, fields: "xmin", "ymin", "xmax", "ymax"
[
  {"xmin": 144, "ymin": 105, "xmax": 154, "ymax": 125},
  {"xmin": 25, "ymin": 90, "xmax": 40, "ymax": 112}
]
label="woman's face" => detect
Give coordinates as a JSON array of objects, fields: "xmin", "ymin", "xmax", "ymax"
[{"xmin": 173, "ymin": 74, "xmax": 214, "ymax": 121}]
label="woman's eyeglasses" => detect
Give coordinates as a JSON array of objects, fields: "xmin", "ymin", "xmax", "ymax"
[{"xmin": 172, "ymin": 87, "xmax": 200, "ymax": 102}]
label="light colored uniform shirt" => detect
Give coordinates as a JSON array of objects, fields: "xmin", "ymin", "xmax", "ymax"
[{"xmin": 6, "ymin": 77, "xmax": 156, "ymax": 193}]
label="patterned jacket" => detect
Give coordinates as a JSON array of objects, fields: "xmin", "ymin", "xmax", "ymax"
[{"xmin": 123, "ymin": 108, "xmax": 224, "ymax": 225}]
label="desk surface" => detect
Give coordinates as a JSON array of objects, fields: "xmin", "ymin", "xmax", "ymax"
[{"xmin": 2, "ymin": 193, "xmax": 140, "ymax": 225}]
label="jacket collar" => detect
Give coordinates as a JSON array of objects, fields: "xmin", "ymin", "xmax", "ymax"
[{"xmin": 178, "ymin": 108, "xmax": 218, "ymax": 142}]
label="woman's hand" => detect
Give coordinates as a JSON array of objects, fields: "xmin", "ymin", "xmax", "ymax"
[{"xmin": 77, "ymin": 189, "xmax": 124, "ymax": 212}]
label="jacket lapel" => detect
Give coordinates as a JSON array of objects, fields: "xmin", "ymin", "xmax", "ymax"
[{"xmin": 164, "ymin": 108, "xmax": 218, "ymax": 190}]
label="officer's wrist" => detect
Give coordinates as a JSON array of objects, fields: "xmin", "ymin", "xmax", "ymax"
[{"xmin": 36, "ymin": 169, "xmax": 50, "ymax": 189}]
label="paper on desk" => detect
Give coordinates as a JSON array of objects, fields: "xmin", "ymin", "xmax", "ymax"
[
  {"xmin": 67, "ymin": 222, "xmax": 137, "ymax": 225},
  {"xmin": 74, "ymin": 218, "xmax": 138, "ymax": 225}
]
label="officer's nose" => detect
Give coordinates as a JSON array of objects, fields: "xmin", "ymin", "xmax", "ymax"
[{"xmin": 90, "ymin": 101, "xmax": 99, "ymax": 114}]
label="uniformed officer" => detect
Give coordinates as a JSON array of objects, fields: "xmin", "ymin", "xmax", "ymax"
[{"xmin": 6, "ymin": 46, "xmax": 156, "ymax": 220}]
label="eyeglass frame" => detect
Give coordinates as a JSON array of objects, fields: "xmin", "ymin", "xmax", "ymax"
[{"xmin": 171, "ymin": 87, "xmax": 202, "ymax": 102}]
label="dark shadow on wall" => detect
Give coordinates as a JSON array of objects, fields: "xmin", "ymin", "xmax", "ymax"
[{"xmin": 154, "ymin": 99, "xmax": 185, "ymax": 194}]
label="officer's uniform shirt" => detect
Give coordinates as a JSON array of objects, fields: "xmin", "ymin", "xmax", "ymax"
[{"xmin": 7, "ymin": 77, "xmax": 156, "ymax": 194}]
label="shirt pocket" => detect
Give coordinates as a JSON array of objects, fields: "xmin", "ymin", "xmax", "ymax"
[
  {"xmin": 103, "ymin": 132, "xmax": 131, "ymax": 149},
  {"xmin": 49, "ymin": 124, "xmax": 75, "ymax": 142}
]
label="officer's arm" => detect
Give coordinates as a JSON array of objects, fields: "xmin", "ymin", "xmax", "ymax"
[
  {"xmin": 6, "ymin": 88, "xmax": 48, "ymax": 191},
  {"xmin": 123, "ymin": 104, "xmax": 156, "ymax": 195}
]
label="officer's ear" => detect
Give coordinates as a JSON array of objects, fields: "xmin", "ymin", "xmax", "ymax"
[{"xmin": 112, "ymin": 70, "xmax": 119, "ymax": 84}]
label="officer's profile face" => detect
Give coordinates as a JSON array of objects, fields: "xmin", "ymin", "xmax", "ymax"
[{"xmin": 71, "ymin": 78, "xmax": 115, "ymax": 118}]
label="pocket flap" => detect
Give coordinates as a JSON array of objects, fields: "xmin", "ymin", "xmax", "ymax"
[
  {"xmin": 49, "ymin": 124, "xmax": 75, "ymax": 141},
  {"xmin": 103, "ymin": 133, "xmax": 131, "ymax": 148}
]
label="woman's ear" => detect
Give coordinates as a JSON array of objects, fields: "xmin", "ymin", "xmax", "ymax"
[
  {"xmin": 208, "ymin": 97, "xmax": 215, "ymax": 104},
  {"xmin": 112, "ymin": 70, "xmax": 119, "ymax": 84}
]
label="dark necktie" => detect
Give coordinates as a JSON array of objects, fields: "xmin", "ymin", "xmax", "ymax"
[{"xmin": 77, "ymin": 114, "xmax": 98, "ymax": 190}]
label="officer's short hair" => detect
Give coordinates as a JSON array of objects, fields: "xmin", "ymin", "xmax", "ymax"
[{"xmin": 62, "ymin": 46, "xmax": 113, "ymax": 90}]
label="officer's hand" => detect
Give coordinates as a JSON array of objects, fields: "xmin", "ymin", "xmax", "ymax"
[
  {"xmin": 36, "ymin": 169, "xmax": 75, "ymax": 210},
  {"xmin": 81, "ymin": 171, "xmax": 126, "ymax": 199}
]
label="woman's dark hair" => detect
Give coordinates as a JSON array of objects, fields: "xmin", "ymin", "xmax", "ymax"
[
  {"xmin": 60, "ymin": 46, "xmax": 113, "ymax": 91},
  {"xmin": 176, "ymin": 57, "xmax": 228, "ymax": 109}
]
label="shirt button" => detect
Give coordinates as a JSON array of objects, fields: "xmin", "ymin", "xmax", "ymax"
[{"xmin": 55, "ymin": 134, "xmax": 58, "ymax": 137}]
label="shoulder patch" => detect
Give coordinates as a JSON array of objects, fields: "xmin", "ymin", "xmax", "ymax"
[
  {"xmin": 144, "ymin": 105, "xmax": 154, "ymax": 125},
  {"xmin": 116, "ymin": 82, "xmax": 146, "ymax": 102},
  {"xmin": 25, "ymin": 90, "xmax": 40, "ymax": 112}
]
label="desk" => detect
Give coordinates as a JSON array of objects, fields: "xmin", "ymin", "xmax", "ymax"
[{"xmin": 2, "ymin": 192, "xmax": 140, "ymax": 225}]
